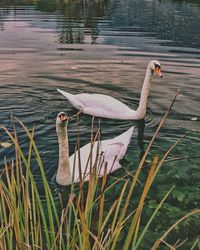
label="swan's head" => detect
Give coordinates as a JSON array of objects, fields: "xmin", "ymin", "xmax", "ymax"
[
  {"xmin": 148, "ymin": 60, "xmax": 163, "ymax": 77},
  {"xmin": 56, "ymin": 112, "xmax": 69, "ymax": 127}
]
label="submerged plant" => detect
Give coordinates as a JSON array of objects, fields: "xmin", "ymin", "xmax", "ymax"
[{"xmin": 0, "ymin": 90, "xmax": 199, "ymax": 249}]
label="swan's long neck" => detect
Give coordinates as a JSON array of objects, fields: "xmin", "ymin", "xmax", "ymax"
[
  {"xmin": 135, "ymin": 66, "xmax": 153, "ymax": 119},
  {"xmin": 56, "ymin": 123, "xmax": 72, "ymax": 185}
]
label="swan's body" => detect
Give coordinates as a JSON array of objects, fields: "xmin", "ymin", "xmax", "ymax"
[
  {"xmin": 56, "ymin": 112, "xmax": 134, "ymax": 186},
  {"xmin": 57, "ymin": 60, "xmax": 163, "ymax": 120}
]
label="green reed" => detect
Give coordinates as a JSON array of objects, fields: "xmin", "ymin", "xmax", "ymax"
[{"xmin": 0, "ymin": 90, "xmax": 199, "ymax": 249}]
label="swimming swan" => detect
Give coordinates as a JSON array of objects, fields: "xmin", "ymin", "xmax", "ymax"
[
  {"xmin": 56, "ymin": 112, "xmax": 134, "ymax": 186},
  {"xmin": 57, "ymin": 60, "xmax": 163, "ymax": 120}
]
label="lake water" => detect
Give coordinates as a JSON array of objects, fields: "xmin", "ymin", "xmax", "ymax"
[{"xmin": 0, "ymin": 0, "xmax": 199, "ymax": 248}]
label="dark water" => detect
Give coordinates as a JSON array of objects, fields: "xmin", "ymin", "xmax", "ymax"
[{"xmin": 0, "ymin": 0, "xmax": 200, "ymax": 247}]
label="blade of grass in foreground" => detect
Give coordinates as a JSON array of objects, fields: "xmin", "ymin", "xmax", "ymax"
[
  {"xmin": 123, "ymin": 156, "xmax": 159, "ymax": 250},
  {"xmin": 132, "ymin": 133, "xmax": 185, "ymax": 249},
  {"xmin": 191, "ymin": 238, "xmax": 200, "ymax": 250},
  {"xmin": 134, "ymin": 186, "xmax": 175, "ymax": 249},
  {"xmin": 13, "ymin": 117, "xmax": 60, "ymax": 239},
  {"xmin": 108, "ymin": 90, "xmax": 180, "ymax": 250},
  {"xmin": 152, "ymin": 209, "xmax": 200, "ymax": 249},
  {"xmin": 97, "ymin": 165, "xmax": 108, "ymax": 241},
  {"xmin": 1, "ymin": 125, "xmax": 52, "ymax": 248}
]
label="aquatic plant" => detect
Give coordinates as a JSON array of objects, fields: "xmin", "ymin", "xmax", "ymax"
[{"xmin": 0, "ymin": 90, "xmax": 199, "ymax": 249}]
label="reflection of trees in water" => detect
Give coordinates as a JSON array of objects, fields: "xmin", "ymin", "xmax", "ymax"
[
  {"xmin": 106, "ymin": 0, "xmax": 200, "ymax": 48},
  {"xmin": 0, "ymin": 0, "xmax": 40, "ymax": 6},
  {"xmin": 40, "ymin": 0, "xmax": 200, "ymax": 47},
  {"xmin": 0, "ymin": 0, "xmax": 108, "ymax": 44},
  {"xmin": 58, "ymin": 20, "xmax": 84, "ymax": 44},
  {"xmin": 36, "ymin": 0, "xmax": 60, "ymax": 12},
  {"xmin": 1, "ymin": 0, "xmax": 199, "ymax": 46},
  {"xmin": 0, "ymin": 8, "xmax": 9, "ymax": 31},
  {"xmin": 57, "ymin": 0, "xmax": 108, "ymax": 44},
  {"xmin": 57, "ymin": 19, "xmax": 100, "ymax": 44}
]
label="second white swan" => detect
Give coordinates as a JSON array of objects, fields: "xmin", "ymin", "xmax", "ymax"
[
  {"xmin": 56, "ymin": 112, "xmax": 134, "ymax": 186},
  {"xmin": 57, "ymin": 60, "xmax": 163, "ymax": 120}
]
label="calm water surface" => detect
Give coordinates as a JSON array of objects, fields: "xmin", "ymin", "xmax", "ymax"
[{"xmin": 0, "ymin": 0, "xmax": 200, "ymax": 247}]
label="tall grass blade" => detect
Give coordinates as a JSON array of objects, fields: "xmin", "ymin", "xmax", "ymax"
[
  {"xmin": 152, "ymin": 209, "xmax": 200, "ymax": 249},
  {"xmin": 1, "ymin": 125, "xmax": 52, "ymax": 248},
  {"xmin": 134, "ymin": 186, "xmax": 175, "ymax": 249}
]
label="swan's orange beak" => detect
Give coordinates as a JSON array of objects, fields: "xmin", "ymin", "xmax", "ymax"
[
  {"xmin": 155, "ymin": 66, "xmax": 163, "ymax": 78},
  {"xmin": 59, "ymin": 113, "xmax": 69, "ymax": 122}
]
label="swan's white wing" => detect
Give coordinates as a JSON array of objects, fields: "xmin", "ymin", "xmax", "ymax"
[
  {"xmin": 69, "ymin": 140, "xmax": 118, "ymax": 182},
  {"xmin": 69, "ymin": 127, "xmax": 134, "ymax": 182},
  {"xmin": 69, "ymin": 141, "xmax": 100, "ymax": 182},
  {"xmin": 57, "ymin": 89, "xmax": 135, "ymax": 119},
  {"xmin": 76, "ymin": 94, "xmax": 129, "ymax": 109},
  {"xmin": 97, "ymin": 142, "xmax": 124, "ymax": 175},
  {"xmin": 108, "ymin": 126, "xmax": 134, "ymax": 147},
  {"xmin": 77, "ymin": 93, "xmax": 134, "ymax": 118},
  {"xmin": 98, "ymin": 126, "xmax": 134, "ymax": 174},
  {"xmin": 57, "ymin": 89, "xmax": 84, "ymax": 110}
]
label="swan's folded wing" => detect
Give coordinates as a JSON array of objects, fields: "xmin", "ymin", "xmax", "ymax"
[
  {"xmin": 96, "ymin": 141, "xmax": 129, "ymax": 176},
  {"xmin": 104, "ymin": 142, "xmax": 125, "ymax": 160},
  {"xmin": 57, "ymin": 89, "xmax": 84, "ymax": 110}
]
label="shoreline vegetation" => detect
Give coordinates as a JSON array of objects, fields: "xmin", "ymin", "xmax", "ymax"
[{"xmin": 0, "ymin": 90, "xmax": 200, "ymax": 249}]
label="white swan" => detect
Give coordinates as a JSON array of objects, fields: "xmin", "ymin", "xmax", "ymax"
[
  {"xmin": 57, "ymin": 60, "xmax": 163, "ymax": 120},
  {"xmin": 56, "ymin": 112, "xmax": 134, "ymax": 186}
]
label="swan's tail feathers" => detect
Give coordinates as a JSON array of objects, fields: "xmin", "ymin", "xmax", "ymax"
[
  {"xmin": 57, "ymin": 89, "xmax": 83, "ymax": 110},
  {"xmin": 113, "ymin": 126, "xmax": 134, "ymax": 144},
  {"xmin": 105, "ymin": 126, "xmax": 134, "ymax": 161},
  {"xmin": 114, "ymin": 126, "xmax": 134, "ymax": 160},
  {"xmin": 57, "ymin": 88, "xmax": 74, "ymax": 99},
  {"xmin": 123, "ymin": 126, "xmax": 134, "ymax": 140}
]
